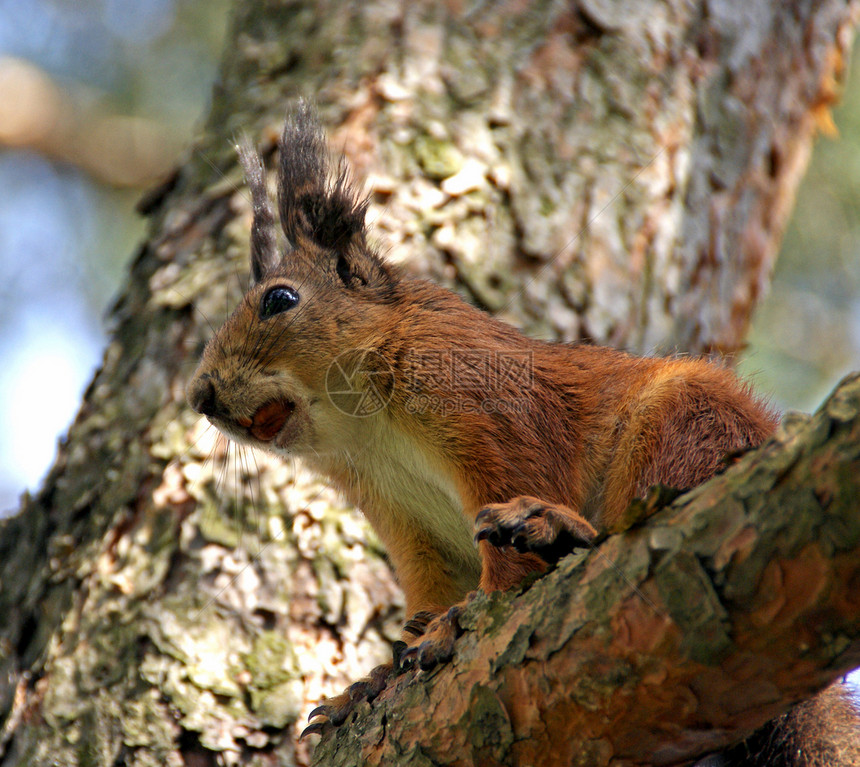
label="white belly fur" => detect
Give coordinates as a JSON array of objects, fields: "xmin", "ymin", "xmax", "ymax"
[{"xmin": 310, "ymin": 416, "xmax": 482, "ymax": 595}]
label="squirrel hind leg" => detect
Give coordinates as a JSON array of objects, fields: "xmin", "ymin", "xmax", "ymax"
[
  {"xmin": 301, "ymin": 660, "xmax": 394, "ymax": 737},
  {"xmin": 397, "ymin": 603, "xmax": 470, "ymax": 673},
  {"xmin": 302, "ymin": 608, "xmax": 457, "ymax": 735}
]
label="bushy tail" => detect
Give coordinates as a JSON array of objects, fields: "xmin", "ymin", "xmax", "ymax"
[{"xmin": 696, "ymin": 683, "xmax": 860, "ymax": 767}]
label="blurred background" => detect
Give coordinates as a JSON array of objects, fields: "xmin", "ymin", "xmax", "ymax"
[
  {"xmin": 0, "ymin": 0, "xmax": 858, "ymax": 513},
  {"xmin": 0, "ymin": 0, "xmax": 230, "ymax": 511}
]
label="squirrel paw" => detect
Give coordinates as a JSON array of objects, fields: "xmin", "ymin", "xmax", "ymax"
[
  {"xmin": 475, "ymin": 495, "xmax": 597, "ymax": 564},
  {"xmin": 301, "ymin": 661, "xmax": 392, "ymax": 738},
  {"xmin": 398, "ymin": 603, "xmax": 466, "ymax": 672},
  {"xmin": 300, "ymin": 610, "xmax": 448, "ymax": 737}
]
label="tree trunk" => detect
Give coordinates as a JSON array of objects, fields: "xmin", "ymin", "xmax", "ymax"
[{"xmin": 0, "ymin": 2, "xmax": 856, "ymax": 766}]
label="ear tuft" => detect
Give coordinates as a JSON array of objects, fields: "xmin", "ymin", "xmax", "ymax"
[
  {"xmin": 237, "ymin": 136, "xmax": 280, "ymax": 284},
  {"xmin": 277, "ymin": 101, "xmax": 370, "ymax": 254}
]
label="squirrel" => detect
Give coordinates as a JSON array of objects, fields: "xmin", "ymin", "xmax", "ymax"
[{"xmin": 186, "ymin": 104, "xmax": 857, "ymax": 764}]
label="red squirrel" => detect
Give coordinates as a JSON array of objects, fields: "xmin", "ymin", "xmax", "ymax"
[{"xmin": 186, "ymin": 105, "xmax": 852, "ymax": 763}]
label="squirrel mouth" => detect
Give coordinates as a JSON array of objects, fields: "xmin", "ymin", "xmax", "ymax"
[{"xmin": 242, "ymin": 399, "xmax": 296, "ymax": 442}]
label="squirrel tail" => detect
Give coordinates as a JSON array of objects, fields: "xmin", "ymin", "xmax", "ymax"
[{"xmin": 695, "ymin": 683, "xmax": 860, "ymax": 766}]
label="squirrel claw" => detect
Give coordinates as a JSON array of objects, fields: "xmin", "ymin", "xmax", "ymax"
[
  {"xmin": 403, "ymin": 610, "xmax": 437, "ymax": 637},
  {"xmin": 398, "ymin": 643, "xmax": 442, "ymax": 672},
  {"xmin": 310, "ymin": 699, "xmax": 351, "ymax": 727},
  {"xmin": 301, "ymin": 719, "xmax": 332, "ymax": 739},
  {"xmin": 417, "ymin": 639, "xmax": 446, "ymax": 671},
  {"xmin": 348, "ymin": 681, "xmax": 371, "ymax": 702},
  {"xmin": 398, "ymin": 645, "xmax": 418, "ymax": 671},
  {"xmin": 474, "ymin": 524, "xmax": 503, "ymax": 547},
  {"xmin": 303, "ymin": 661, "xmax": 394, "ymax": 734},
  {"xmin": 392, "ymin": 640, "xmax": 408, "ymax": 672},
  {"xmin": 400, "ymin": 604, "xmax": 462, "ymax": 672},
  {"xmin": 307, "ymin": 704, "xmax": 331, "ymax": 722},
  {"xmin": 398, "ymin": 640, "xmax": 445, "ymax": 672},
  {"xmin": 475, "ymin": 496, "xmax": 597, "ymax": 564}
]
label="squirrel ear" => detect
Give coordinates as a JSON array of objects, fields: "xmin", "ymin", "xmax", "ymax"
[
  {"xmin": 237, "ymin": 136, "xmax": 280, "ymax": 285},
  {"xmin": 277, "ymin": 102, "xmax": 370, "ymax": 260}
]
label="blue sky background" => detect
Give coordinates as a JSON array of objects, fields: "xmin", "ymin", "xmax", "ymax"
[{"xmin": 0, "ymin": 0, "xmax": 229, "ymax": 510}]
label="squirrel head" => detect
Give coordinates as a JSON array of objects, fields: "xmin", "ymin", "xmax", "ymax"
[{"xmin": 186, "ymin": 103, "xmax": 400, "ymax": 459}]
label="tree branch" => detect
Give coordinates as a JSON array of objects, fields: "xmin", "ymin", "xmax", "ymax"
[{"xmin": 312, "ymin": 374, "xmax": 860, "ymax": 767}]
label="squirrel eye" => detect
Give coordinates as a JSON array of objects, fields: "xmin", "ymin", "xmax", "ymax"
[{"xmin": 260, "ymin": 286, "xmax": 300, "ymax": 319}]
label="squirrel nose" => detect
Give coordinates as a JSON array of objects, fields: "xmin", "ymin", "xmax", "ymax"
[{"xmin": 188, "ymin": 376, "xmax": 218, "ymax": 417}]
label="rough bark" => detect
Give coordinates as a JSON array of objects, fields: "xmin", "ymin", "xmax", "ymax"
[
  {"xmin": 0, "ymin": 2, "xmax": 857, "ymax": 767},
  {"xmin": 311, "ymin": 373, "xmax": 860, "ymax": 766}
]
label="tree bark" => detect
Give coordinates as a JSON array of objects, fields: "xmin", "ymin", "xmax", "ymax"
[{"xmin": 0, "ymin": 2, "xmax": 857, "ymax": 766}]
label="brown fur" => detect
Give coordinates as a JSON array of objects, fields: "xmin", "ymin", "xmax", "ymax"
[
  {"xmin": 717, "ymin": 684, "xmax": 860, "ymax": 766},
  {"xmin": 186, "ymin": 106, "xmax": 855, "ymax": 757}
]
